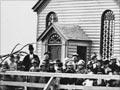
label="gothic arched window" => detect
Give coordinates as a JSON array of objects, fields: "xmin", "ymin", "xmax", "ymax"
[
  {"xmin": 100, "ymin": 10, "xmax": 115, "ymax": 60},
  {"xmin": 48, "ymin": 33, "xmax": 61, "ymax": 44},
  {"xmin": 46, "ymin": 12, "xmax": 58, "ymax": 28}
]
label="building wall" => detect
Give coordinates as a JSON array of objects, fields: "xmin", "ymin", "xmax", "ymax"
[{"xmin": 36, "ymin": 0, "xmax": 120, "ymax": 59}]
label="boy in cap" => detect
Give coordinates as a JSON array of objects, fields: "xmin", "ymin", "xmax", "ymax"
[
  {"xmin": 22, "ymin": 44, "xmax": 40, "ymax": 71},
  {"xmin": 75, "ymin": 60, "xmax": 86, "ymax": 85},
  {"xmin": 64, "ymin": 61, "xmax": 76, "ymax": 85}
]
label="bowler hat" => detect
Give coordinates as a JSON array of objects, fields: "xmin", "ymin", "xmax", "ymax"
[{"xmin": 10, "ymin": 54, "xmax": 15, "ymax": 58}]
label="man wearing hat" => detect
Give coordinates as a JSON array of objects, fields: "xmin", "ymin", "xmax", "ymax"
[
  {"xmin": 72, "ymin": 53, "xmax": 79, "ymax": 62},
  {"xmin": 22, "ymin": 44, "xmax": 40, "ymax": 71},
  {"xmin": 64, "ymin": 61, "xmax": 76, "ymax": 85},
  {"xmin": 43, "ymin": 52, "xmax": 50, "ymax": 62}
]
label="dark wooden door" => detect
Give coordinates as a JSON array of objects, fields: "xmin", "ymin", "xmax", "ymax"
[
  {"xmin": 48, "ymin": 45, "xmax": 61, "ymax": 61},
  {"xmin": 77, "ymin": 46, "xmax": 87, "ymax": 62}
]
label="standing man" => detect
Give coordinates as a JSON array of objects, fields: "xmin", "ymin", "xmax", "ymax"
[{"xmin": 22, "ymin": 44, "xmax": 40, "ymax": 71}]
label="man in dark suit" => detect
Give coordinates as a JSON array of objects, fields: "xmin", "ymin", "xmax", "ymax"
[{"xmin": 22, "ymin": 44, "xmax": 40, "ymax": 71}]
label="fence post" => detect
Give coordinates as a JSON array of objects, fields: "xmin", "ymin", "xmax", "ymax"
[
  {"xmin": 43, "ymin": 77, "xmax": 54, "ymax": 90},
  {"xmin": 24, "ymin": 82, "xmax": 27, "ymax": 90}
]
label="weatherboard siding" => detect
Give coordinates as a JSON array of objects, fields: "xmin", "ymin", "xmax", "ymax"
[{"xmin": 36, "ymin": 0, "xmax": 120, "ymax": 59}]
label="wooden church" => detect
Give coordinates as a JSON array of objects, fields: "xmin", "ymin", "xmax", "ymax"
[{"xmin": 32, "ymin": 0, "xmax": 120, "ymax": 62}]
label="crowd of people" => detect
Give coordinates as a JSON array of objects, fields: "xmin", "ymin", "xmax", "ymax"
[{"xmin": 0, "ymin": 44, "xmax": 120, "ymax": 90}]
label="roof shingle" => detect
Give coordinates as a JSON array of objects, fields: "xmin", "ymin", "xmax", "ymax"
[
  {"xmin": 38, "ymin": 23, "xmax": 91, "ymax": 41},
  {"xmin": 54, "ymin": 23, "xmax": 91, "ymax": 41}
]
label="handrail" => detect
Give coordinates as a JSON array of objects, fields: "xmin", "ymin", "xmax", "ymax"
[
  {"xmin": 0, "ymin": 81, "xmax": 120, "ymax": 90},
  {"xmin": 0, "ymin": 71, "xmax": 120, "ymax": 90},
  {"xmin": 0, "ymin": 71, "xmax": 120, "ymax": 80},
  {"xmin": 0, "ymin": 81, "xmax": 45, "ymax": 88}
]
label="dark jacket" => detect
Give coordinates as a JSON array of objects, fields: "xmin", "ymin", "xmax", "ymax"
[{"xmin": 22, "ymin": 54, "xmax": 40, "ymax": 71}]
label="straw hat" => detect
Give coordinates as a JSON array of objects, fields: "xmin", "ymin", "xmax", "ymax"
[
  {"xmin": 72, "ymin": 53, "xmax": 78, "ymax": 56},
  {"xmin": 66, "ymin": 61, "xmax": 74, "ymax": 66},
  {"xmin": 77, "ymin": 60, "xmax": 85, "ymax": 65}
]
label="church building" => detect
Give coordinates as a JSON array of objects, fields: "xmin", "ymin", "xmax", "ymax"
[{"xmin": 32, "ymin": 0, "xmax": 120, "ymax": 62}]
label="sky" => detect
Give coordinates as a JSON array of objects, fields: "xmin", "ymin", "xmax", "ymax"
[{"xmin": 1, "ymin": 0, "xmax": 38, "ymax": 55}]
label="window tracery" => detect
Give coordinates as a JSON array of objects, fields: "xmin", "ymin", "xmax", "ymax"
[
  {"xmin": 46, "ymin": 12, "xmax": 58, "ymax": 28},
  {"xmin": 100, "ymin": 10, "xmax": 115, "ymax": 60}
]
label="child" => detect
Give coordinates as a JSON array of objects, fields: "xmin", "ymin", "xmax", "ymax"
[
  {"xmin": 64, "ymin": 61, "xmax": 76, "ymax": 85},
  {"xmin": 29, "ymin": 58, "xmax": 40, "ymax": 90},
  {"xmin": 75, "ymin": 60, "xmax": 86, "ymax": 85}
]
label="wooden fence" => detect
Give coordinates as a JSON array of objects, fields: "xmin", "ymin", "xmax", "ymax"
[{"xmin": 0, "ymin": 71, "xmax": 120, "ymax": 90}]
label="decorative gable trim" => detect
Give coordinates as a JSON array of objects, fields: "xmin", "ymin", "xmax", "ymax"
[{"xmin": 37, "ymin": 24, "xmax": 67, "ymax": 42}]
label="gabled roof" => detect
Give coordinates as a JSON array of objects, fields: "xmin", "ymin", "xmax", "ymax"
[
  {"xmin": 37, "ymin": 23, "xmax": 91, "ymax": 42},
  {"xmin": 32, "ymin": 0, "xmax": 120, "ymax": 12},
  {"xmin": 32, "ymin": 0, "xmax": 44, "ymax": 12}
]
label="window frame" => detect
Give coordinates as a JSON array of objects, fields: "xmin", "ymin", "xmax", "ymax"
[{"xmin": 100, "ymin": 10, "xmax": 115, "ymax": 60}]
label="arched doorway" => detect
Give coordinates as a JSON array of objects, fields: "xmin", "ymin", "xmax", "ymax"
[{"xmin": 47, "ymin": 33, "xmax": 62, "ymax": 61}]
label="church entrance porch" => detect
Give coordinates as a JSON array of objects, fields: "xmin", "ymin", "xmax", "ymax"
[{"xmin": 38, "ymin": 23, "xmax": 92, "ymax": 63}]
